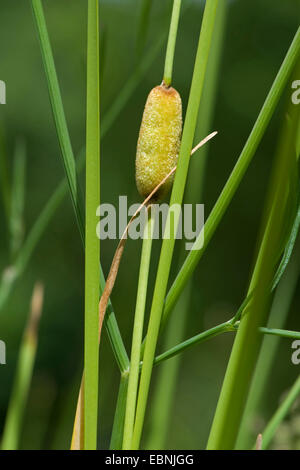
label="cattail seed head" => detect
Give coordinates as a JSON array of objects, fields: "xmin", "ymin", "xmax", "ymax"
[{"xmin": 135, "ymin": 84, "xmax": 182, "ymax": 201}]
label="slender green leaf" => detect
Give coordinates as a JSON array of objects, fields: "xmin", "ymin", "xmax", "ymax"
[
  {"xmin": 1, "ymin": 283, "xmax": 44, "ymax": 450},
  {"xmin": 84, "ymin": 0, "xmax": 100, "ymax": 449},
  {"xmin": 163, "ymin": 27, "xmax": 300, "ymax": 328},
  {"xmin": 207, "ymin": 60, "xmax": 299, "ymax": 449},
  {"xmin": 260, "ymin": 374, "xmax": 300, "ymax": 449},
  {"xmin": 132, "ymin": 0, "xmax": 219, "ymax": 449}
]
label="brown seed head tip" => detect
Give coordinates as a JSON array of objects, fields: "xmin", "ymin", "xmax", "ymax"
[{"xmin": 135, "ymin": 84, "xmax": 182, "ymax": 201}]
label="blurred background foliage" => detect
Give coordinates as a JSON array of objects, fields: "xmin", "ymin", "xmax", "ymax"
[{"xmin": 0, "ymin": 0, "xmax": 299, "ymax": 449}]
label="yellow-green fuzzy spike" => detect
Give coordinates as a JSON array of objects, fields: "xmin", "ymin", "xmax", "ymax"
[{"xmin": 135, "ymin": 84, "xmax": 182, "ymax": 201}]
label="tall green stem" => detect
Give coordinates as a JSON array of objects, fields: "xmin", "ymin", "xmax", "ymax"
[
  {"xmin": 84, "ymin": 0, "xmax": 100, "ymax": 450},
  {"xmin": 146, "ymin": 1, "xmax": 226, "ymax": 449},
  {"xmin": 163, "ymin": 0, "xmax": 182, "ymax": 86},
  {"xmin": 236, "ymin": 243, "xmax": 300, "ymax": 448},
  {"xmin": 207, "ymin": 76, "xmax": 298, "ymax": 449},
  {"xmin": 260, "ymin": 374, "xmax": 300, "ymax": 449},
  {"xmin": 31, "ymin": 0, "xmax": 84, "ymax": 240},
  {"xmin": 110, "ymin": 373, "xmax": 129, "ymax": 450},
  {"xmin": 1, "ymin": 283, "xmax": 44, "ymax": 450},
  {"xmin": 163, "ymin": 27, "xmax": 300, "ymax": 328},
  {"xmin": 123, "ymin": 210, "xmax": 155, "ymax": 450},
  {"xmin": 236, "ymin": 60, "xmax": 300, "ymax": 449},
  {"xmin": 132, "ymin": 0, "xmax": 219, "ymax": 449}
]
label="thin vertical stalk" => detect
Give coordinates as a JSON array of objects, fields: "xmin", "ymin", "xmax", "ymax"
[
  {"xmin": 146, "ymin": 0, "xmax": 227, "ymax": 449},
  {"xmin": 132, "ymin": 0, "xmax": 219, "ymax": 449},
  {"xmin": 236, "ymin": 61, "xmax": 300, "ymax": 449},
  {"xmin": 236, "ymin": 241, "xmax": 300, "ymax": 449},
  {"xmin": 207, "ymin": 82, "xmax": 298, "ymax": 449},
  {"xmin": 163, "ymin": 0, "xmax": 182, "ymax": 87},
  {"xmin": 110, "ymin": 373, "xmax": 129, "ymax": 450},
  {"xmin": 84, "ymin": 0, "xmax": 100, "ymax": 450},
  {"xmin": 163, "ymin": 27, "xmax": 300, "ymax": 327},
  {"xmin": 123, "ymin": 210, "xmax": 155, "ymax": 450},
  {"xmin": 260, "ymin": 374, "xmax": 300, "ymax": 450},
  {"xmin": 1, "ymin": 283, "xmax": 44, "ymax": 450},
  {"xmin": 31, "ymin": 0, "xmax": 85, "ymax": 240}
]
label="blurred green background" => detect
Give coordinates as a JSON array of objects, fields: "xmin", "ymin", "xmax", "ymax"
[{"xmin": 0, "ymin": 0, "xmax": 299, "ymax": 450}]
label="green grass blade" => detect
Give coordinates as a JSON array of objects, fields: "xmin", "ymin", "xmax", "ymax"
[
  {"xmin": 109, "ymin": 373, "xmax": 129, "ymax": 450},
  {"xmin": 31, "ymin": 0, "xmax": 85, "ymax": 240},
  {"xmin": 0, "ymin": 173, "xmax": 67, "ymax": 311},
  {"xmin": 132, "ymin": 0, "xmax": 219, "ymax": 449},
  {"xmin": 145, "ymin": 0, "xmax": 227, "ymax": 449},
  {"xmin": 30, "ymin": 1, "xmax": 129, "ymax": 375},
  {"xmin": 236, "ymin": 209, "xmax": 300, "ymax": 449},
  {"xmin": 163, "ymin": 27, "xmax": 300, "ymax": 328},
  {"xmin": 1, "ymin": 283, "xmax": 44, "ymax": 450},
  {"xmin": 151, "ymin": 240, "xmax": 300, "ymax": 368},
  {"xmin": 260, "ymin": 374, "xmax": 300, "ymax": 450},
  {"xmin": 236, "ymin": 86, "xmax": 300, "ymax": 448},
  {"xmin": 123, "ymin": 211, "xmax": 155, "ymax": 450},
  {"xmin": 84, "ymin": 0, "xmax": 100, "ymax": 450},
  {"xmin": 206, "ymin": 70, "xmax": 299, "ymax": 449}
]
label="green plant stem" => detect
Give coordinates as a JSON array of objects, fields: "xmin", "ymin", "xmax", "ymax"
[
  {"xmin": 145, "ymin": 291, "xmax": 189, "ymax": 450},
  {"xmin": 1, "ymin": 283, "xmax": 44, "ymax": 450},
  {"xmin": 31, "ymin": 0, "xmax": 85, "ymax": 240},
  {"xmin": 162, "ymin": 26, "xmax": 300, "ymax": 329},
  {"xmin": 132, "ymin": 1, "xmax": 219, "ymax": 449},
  {"xmin": 206, "ymin": 69, "xmax": 298, "ymax": 449},
  {"xmin": 260, "ymin": 374, "xmax": 300, "ymax": 450},
  {"xmin": 236, "ymin": 62, "xmax": 300, "ymax": 449},
  {"xmin": 151, "ymin": 323, "xmax": 300, "ymax": 368},
  {"xmin": 84, "ymin": 0, "xmax": 100, "ymax": 450},
  {"xmin": 110, "ymin": 372, "xmax": 129, "ymax": 450},
  {"xmin": 30, "ymin": 1, "xmax": 129, "ymax": 375},
  {"xmin": 123, "ymin": 211, "xmax": 155, "ymax": 450},
  {"xmin": 153, "ymin": 321, "xmax": 232, "ymax": 366},
  {"xmin": 163, "ymin": 0, "xmax": 182, "ymax": 86},
  {"xmin": 0, "ymin": 14, "xmax": 165, "ymax": 364},
  {"xmin": 259, "ymin": 327, "xmax": 300, "ymax": 340},
  {"xmin": 145, "ymin": 1, "xmax": 227, "ymax": 449}
]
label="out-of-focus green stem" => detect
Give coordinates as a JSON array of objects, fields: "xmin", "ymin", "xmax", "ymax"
[
  {"xmin": 236, "ymin": 61, "xmax": 300, "ymax": 450},
  {"xmin": 260, "ymin": 374, "xmax": 300, "ymax": 450},
  {"xmin": 163, "ymin": 27, "xmax": 300, "ymax": 328},
  {"xmin": 123, "ymin": 211, "xmax": 155, "ymax": 450},
  {"xmin": 1, "ymin": 283, "xmax": 44, "ymax": 450},
  {"xmin": 207, "ymin": 68, "xmax": 298, "ymax": 449}
]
